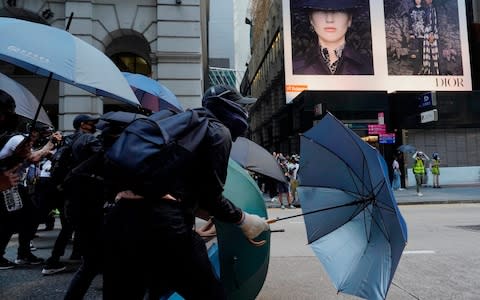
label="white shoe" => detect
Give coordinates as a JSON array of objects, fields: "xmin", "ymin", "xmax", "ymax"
[
  {"xmin": 271, "ymin": 197, "xmax": 278, "ymax": 203},
  {"xmin": 398, "ymin": 188, "xmax": 405, "ymax": 191},
  {"xmin": 280, "ymin": 205, "xmax": 286, "ymax": 209},
  {"xmin": 417, "ymin": 193, "xmax": 423, "ymax": 197}
]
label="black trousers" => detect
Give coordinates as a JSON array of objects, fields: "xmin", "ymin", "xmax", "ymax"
[
  {"xmin": 50, "ymin": 207, "xmax": 80, "ymax": 260},
  {"xmin": 0, "ymin": 189, "xmax": 37, "ymax": 259},
  {"xmin": 0, "ymin": 209, "xmax": 31, "ymax": 258},
  {"xmin": 103, "ymin": 200, "xmax": 226, "ymax": 300},
  {"xmin": 64, "ymin": 223, "xmax": 102, "ymax": 300}
]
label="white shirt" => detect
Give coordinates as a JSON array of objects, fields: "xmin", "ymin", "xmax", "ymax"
[
  {"xmin": 0, "ymin": 135, "xmax": 26, "ymax": 159},
  {"xmin": 392, "ymin": 159, "xmax": 399, "ymax": 170}
]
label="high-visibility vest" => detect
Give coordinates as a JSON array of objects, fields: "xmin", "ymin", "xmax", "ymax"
[
  {"xmin": 431, "ymin": 159, "xmax": 440, "ymax": 175},
  {"xmin": 413, "ymin": 159, "xmax": 425, "ymax": 174}
]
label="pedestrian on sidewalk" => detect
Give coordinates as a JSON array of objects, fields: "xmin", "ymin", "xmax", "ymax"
[
  {"xmin": 430, "ymin": 152, "xmax": 441, "ymax": 188},
  {"xmin": 391, "ymin": 155, "xmax": 402, "ymax": 191},
  {"xmin": 412, "ymin": 151, "xmax": 426, "ymax": 196}
]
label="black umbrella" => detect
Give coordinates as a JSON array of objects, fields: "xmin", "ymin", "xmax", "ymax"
[{"xmin": 230, "ymin": 137, "xmax": 287, "ymax": 183}]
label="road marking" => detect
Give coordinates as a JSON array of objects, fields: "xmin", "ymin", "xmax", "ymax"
[
  {"xmin": 290, "ymin": 221, "xmax": 305, "ymax": 224},
  {"xmin": 403, "ymin": 250, "xmax": 436, "ymax": 254}
]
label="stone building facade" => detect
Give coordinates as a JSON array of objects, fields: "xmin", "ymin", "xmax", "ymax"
[{"xmin": 0, "ymin": 0, "xmax": 208, "ymax": 131}]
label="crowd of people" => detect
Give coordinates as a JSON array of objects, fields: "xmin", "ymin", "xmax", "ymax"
[
  {"xmin": 0, "ymin": 85, "xmax": 271, "ymax": 299},
  {"xmin": 256, "ymin": 152, "xmax": 299, "ymax": 209}
]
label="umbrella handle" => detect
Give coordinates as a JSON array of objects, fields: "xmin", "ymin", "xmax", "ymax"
[
  {"xmin": 267, "ymin": 217, "xmax": 279, "ymax": 224},
  {"xmin": 247, "ymin": 238, "xmax": 267, "ymax": 247}
]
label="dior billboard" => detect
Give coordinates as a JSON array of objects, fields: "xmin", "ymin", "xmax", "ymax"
[{"xmin": 283, "ymin": 0, "xmax": 472, "ymax": 102}]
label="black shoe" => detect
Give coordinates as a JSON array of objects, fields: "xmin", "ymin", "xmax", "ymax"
[
  {"xmin": 15, "ymin": 254, "xmax": 44, "ymax": 265},
  {"xmin": 0, "ymin": 257, "xmax": 16, "ymax": 270},
  {"xmin": 42, "ymin": 261, "xmax": 66, "ymax": 275}
]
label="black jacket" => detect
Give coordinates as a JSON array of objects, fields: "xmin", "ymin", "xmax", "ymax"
[
  {"xmin": 144, "ymin": 110, "xmax": 243, "ymax": 227},
  {"xmin": 293, "ymin": 43, "xmax": 374, "ymax": 75}
]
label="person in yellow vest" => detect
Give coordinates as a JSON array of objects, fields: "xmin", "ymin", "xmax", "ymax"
[
  {"xmin": 412, "ymin": 151, "xmax": 426, "ymax": 196},
  {"xmin": 430, "ymin": 152, "xmax": 441, "ymax": 188}
]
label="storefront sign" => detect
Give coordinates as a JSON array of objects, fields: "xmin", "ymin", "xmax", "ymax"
[
  {"xmin": 368, "ymin": 124, "xmax": 386, "ymax": 135},
  {"xmin": 379, "ymin": 133, "xmax": 396, "ymax": 144},
  {"xmin": 420, "ymin": 109, "xmax": 438, "ymax": 123}
]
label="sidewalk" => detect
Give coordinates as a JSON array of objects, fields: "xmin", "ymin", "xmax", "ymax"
[{"xmin": 264, "ymin": 184, "xmax": 480, "ymax": 208}]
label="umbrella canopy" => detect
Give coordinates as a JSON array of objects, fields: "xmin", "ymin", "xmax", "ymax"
[
  {"xmin": 0, "ymin": 17, "xmax": 139, "ymax": 106},
  {"xmin": 0, "ymin": 72, "xmax": 51, "ymax": 125},
  {"xmin": 166, "ymin": 159, "xmax": 270, "ymax": 300},
  {"xmin": 397, "ymin": 144, "xmax": 417, "ymax": 154},
  {"xmin": 122, "ymin": 72, "xmax": 183, "ymax": 113},
  {"xmin": 298, "ymin": 112, "xmax": 408, "ymax": 300},
  {"xmin": 230, "ymin": 137, "xmax": 287, "ymax": 183},
  {"xmin": 216, "ymin": 159, "xmax": 270, "ymax": 300}
]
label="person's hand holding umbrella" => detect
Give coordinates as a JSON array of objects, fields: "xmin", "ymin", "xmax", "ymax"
[{"xmin": 237, "ymin": 211, "xmax": 270, "ymax": 246}]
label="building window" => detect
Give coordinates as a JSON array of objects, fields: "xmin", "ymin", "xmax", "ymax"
[{"xmin": 110, "ymin": 53, "xmax": 150, "ymax": 76}]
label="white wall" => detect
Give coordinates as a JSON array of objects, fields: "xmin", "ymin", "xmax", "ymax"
[{"xmin": 406, "ymin": 166, "xmax": 480, "ymax": 187}]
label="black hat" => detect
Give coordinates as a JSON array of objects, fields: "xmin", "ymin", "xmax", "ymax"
[
  {"xmin": 202, "ymin": 85, "xmax": 249, "ymax": 140},
  {"xmin": 0, "ymin": 89, "xmax": 15, "ymax": 115},
  {"xmin": 299, "ymin": 0, "xmax": 361, "ymax": 11},
  {"xmin": 73, "ymin": 114, "xmax": 99, "ymax": 129}
]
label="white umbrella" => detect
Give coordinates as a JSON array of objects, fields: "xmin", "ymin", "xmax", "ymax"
[
  {"xmin": 0, "ymin": 17, "xmax": 139, "ymax": 108},
  {"xmin": 0, "ymin": 72, "xmax": 51, "ymax": 125}
]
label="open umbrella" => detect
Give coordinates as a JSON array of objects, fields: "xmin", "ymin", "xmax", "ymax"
[
  {"xmin": 0, "ymin": 72, "xmax": 51, "ymax": 125},
  {"xmin": 297, "ymin": 112, "xmax": 408, "ymax": 300},
  {"xmin": 122, "ymin": 72, "xmax": 183, "ymax": 113},
  {"xmin": 0, "ymin": 17, "xmax": 139, "ymax": 114},
  {"xmin": 397, "ymin": 144, "xmax": 417, "ymax": 154},
  {"xmin": 230, "ymin": 137, "xmax": 287, "ymax": 183},
  {"xmin": 166, "ymin": 159, "xmax": 270, "ymax": 300}
]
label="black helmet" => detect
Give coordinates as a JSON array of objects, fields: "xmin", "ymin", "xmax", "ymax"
[
  {"xmin": 299, "ymin": 0, "xmax": 361, "ymax": 11},
  {"xmin": 202, "ymin": 85, "xmax": 248, "ymax": 140},
  {"xmin": 0, "ymin": 89, "xmax": 16, "ymax": 116}
]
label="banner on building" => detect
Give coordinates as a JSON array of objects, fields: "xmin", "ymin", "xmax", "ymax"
[{"xmin": 282, "ymin": 0, "xmax": 472, "ymax": 103}]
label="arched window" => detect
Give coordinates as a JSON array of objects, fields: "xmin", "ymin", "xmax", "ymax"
[
  {"xmin": 105, "ymin": 31, "xmax": 152, "ymax": 76},
  {"xmin": 110, "ymin": 53, "xmax": 150, "ymax": 76}
]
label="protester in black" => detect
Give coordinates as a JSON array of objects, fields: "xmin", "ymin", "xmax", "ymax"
[
  {"xmin": 103, "ymin": 85, "xmax": 270, "ymax": 300},
  {"xmin": 60, "ymin": 114, "xmax": 104, "ymax": 299}
]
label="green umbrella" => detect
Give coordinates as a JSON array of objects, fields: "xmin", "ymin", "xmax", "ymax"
[
  {"xmin": 216, "ymin": 159, "xmax": 271, "ymax": 299},
  {"xmin": 166, "ymin": 159, "xmax": 270, "ymax": 300}
]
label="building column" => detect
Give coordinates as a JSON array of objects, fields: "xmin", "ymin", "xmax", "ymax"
[
  {"xmin": 58, "ymin": 1, "xmax": 102, "ymax": 132},
  {"xmin": 155, "ymin": 0, "xmax": 207, "ymax": 109}
]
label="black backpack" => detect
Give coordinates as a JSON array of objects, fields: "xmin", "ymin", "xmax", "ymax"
[
  {"xmin": 104, "ymin": 108, "xmax": 209, "ymax": 196},
  {"xmin": 49, "ymin": 132, "xmax": 82, "ymax": 189}
]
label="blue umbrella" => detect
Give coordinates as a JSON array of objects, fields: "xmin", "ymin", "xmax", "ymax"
[
  {"xmin": 122, "ymin": 72, "xmax": 183, "ymax": 112},
  {"xmin": 297, "ymin": 112, "xmax": 408, "ymax": 300},
  {"xmin": 397, "ymin": 144, "xmax": 417, "ymax": 154},
  {"xmin": 0, "ymin": 17, "xmax": 139, "ymax": 107}
]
